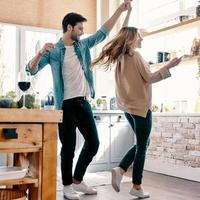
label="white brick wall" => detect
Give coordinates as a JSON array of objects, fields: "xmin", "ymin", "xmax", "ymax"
[{"xmin": 147, "ymin": 116, "xmax": 200, "ymax": 168}]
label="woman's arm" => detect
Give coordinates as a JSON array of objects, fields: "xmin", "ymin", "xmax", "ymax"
[
  {"xmin": 135, "ymin": 52, "xmax": 182, "ymax": 84},
  {"xmin": 122, "ymin": 3, "xmax": 132, "ymax": 27}
]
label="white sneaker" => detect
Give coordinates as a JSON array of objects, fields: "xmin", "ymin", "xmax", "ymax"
[
  {"xmin": 73, "ymin": 181, "xmax": 97, "ymax": 195},
  {"xmin": 129, "ymin": 187, "xmax": 150, "ymax": 199},
  {"xmin": 63, "ymin": 185, "xmax": 80, "ymax": 200},
  {"xmin": 111, "ymin": 167, "xmax": 123, "ymax": 192}
]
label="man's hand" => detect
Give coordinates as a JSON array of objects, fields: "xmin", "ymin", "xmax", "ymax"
[
  {"xmin": 39, "ymin": 43, "xmax": 54, "ymax": 55},
  {"xmin": 103, "ymin": 0, "xmax": 132, "ymax": 32},
  {"xmin": 119, "ymin": 0, "xmax": 132, "ymax": 12}
]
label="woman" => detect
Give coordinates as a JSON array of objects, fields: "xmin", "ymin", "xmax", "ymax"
[{"xmin": 91, "ymin": 21, "xmax": 182, "ymax": 199}]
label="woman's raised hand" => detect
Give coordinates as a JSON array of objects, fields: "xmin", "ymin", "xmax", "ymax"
[{"xmin": 166, "ymin": 57, "xmax": 182, "ymax": 69}]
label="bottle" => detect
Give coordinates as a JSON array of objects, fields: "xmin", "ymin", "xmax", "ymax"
[
  {"xmin": 101, "ymin": 96, "xmax": 107, "ymax": 110},
  {"xmin": 190, "ymin": 38, "xmax": 199, "ymax": 56},
  {"xmin": 196, "ymin": 0, "xmax": 200, "ymax": 17},
  {"xmin": 34, "ymin": 92, "xmax": 41, "ymax": 109},
  {"xmin": 45, "ymin": 92, "xmax": 54, "ymax": 110},
  {"xmin": 160, "ymin": 103, "xmax": 163, "ymax": 112}
]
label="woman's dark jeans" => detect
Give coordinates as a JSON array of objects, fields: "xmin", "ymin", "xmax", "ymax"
[
  {"xmin": 119, "ymin": 110, "xmax": 152, "ymax": 185},
  {"xmin": 58, "ymin": 98, "xmax": 99, "ymax": 185}
]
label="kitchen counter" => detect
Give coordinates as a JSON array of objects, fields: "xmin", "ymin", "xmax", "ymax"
[
  {"xmin": 0, "ymin": 109, "xmax": 63, "ymax": 200},
  {"xmin": 93, "ymin": 110, "xmax": 200, "ymax": 116},
  {"xmin": 153, "ymin": 112, "xmax": 200, "ymax": 117},
  {"xmin": 93, "ymin": 110, "xmax": 123, "ymax": 114}
]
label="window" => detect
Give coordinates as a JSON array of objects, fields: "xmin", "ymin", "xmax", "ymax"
[
  {"xmin": 0, "ymin": 23, "xmax": 62, "ymax": 99},
  {"xmin": 0, "ymin": 24, "xmax": 17, "ymax": 96},
  {"xmin": 23, "ymin": 28, "xmax": 60, "ymax": 98},
  {"xmin": 0, "ymin": 23, "xmax": 99, "ymax": 103}
]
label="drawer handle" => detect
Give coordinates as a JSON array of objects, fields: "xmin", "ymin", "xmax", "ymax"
[
  {"xmin": 94, "ymin": 115, "xmax": 101, "ymax": 120},
  {"xmin": 116, "ymin": 115, "xmax": 122, "ymax": 122},
  {"xmin": 109, "ymin": 124, "xmax": 114, "ymax": 128},
  {"xmin": 3, "ymin": 128, "xmax": 18, "ymax": 139}
]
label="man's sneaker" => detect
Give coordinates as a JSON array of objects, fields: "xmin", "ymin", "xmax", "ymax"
[
  {"xmin": 129, "ymin": 187, "xmax": 150, "ymax": 199},
  {"xmin": 63, "ymin": 185, "xmax": 80, "ymax": 200},
  {"xmin": 73, "ymin": 181, "xmax": 97, "ymax": 195},
  {"xmin": 111, "ymin": 167, "xmax": 123, "ymax": 192}
]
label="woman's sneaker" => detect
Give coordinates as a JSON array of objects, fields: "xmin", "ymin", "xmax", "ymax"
[
  {"xmin": 63, "ymin": 185, "xmax": 80, "ymax": 200},
  {"xmin": 111, "ymin": 167, "xmax": 123, "ymax": 192},
  {"xmin": 73, "ymin": 181, "xmax": 97, "ymax": 195},
  {"xmin": 129, "ymin": 187, "xmax": 150, "ymax": 199}
]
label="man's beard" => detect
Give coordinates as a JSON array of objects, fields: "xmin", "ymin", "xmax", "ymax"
[{"xmin": 71, "ymin": 31, "xmax": 80, "ymax": 42}]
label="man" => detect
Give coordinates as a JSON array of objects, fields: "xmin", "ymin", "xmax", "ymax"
[{"xmin": 26, "ymin": 1, "xmax": 131, "ymax": 199}]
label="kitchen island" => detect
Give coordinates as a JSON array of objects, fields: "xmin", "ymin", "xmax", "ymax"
[{"xmin": 0, "ymin": 109, "xmax": 62, "ymax": 200}]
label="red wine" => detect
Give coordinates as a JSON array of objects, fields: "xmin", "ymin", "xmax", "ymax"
[{"xmin": 18, "ymin": 81, "xmax": 30, "ymax": 91}]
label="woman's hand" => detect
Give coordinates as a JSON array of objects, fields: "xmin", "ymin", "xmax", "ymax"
[
  {"xmin": 126, "ymin": 0, "xmax": 132, "ymax": 12},
  {"xmin": 166, "ymin": 57, "xmax": 182, "ymax": 69},
  {"xmin": 122, "ymin": 0, "xmax": 132, "ymax": 27}
]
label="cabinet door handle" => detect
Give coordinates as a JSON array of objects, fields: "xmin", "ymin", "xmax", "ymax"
[
  {"xmin": 94, "ymin": 115, "xmax": 101, "ymax": 120},
  {"xmin": 3, "ymin": 128, "xmax": 18, "ymax": 139},
  {"xmin": 116, "ymin": 115, "xmax": 122, "ymax": 122},
  {"xmin": 109, "ymin": 124, "xmax": 114, "ymax": 128}
]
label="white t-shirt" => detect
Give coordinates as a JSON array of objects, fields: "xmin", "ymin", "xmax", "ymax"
[{"xmin": 62, "ymin": 45, "xmax": 90, "ymax": 100}]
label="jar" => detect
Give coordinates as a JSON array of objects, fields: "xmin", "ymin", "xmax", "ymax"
[
  {"xmin": 34, "ymin": 92, "xmax": 41, "ymax": 109},
  {"xmin": 101, "ymin": 96, "xmax": 107, "ymax": 110}
]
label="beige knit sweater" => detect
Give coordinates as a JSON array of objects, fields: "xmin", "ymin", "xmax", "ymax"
[{"xmin": 115, "ymin": 51, "xmax": 171, "ymax": 118}]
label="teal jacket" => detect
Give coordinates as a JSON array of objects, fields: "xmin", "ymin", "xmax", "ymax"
[{"xmin": 26, "ymin": 26, "xmax": 109, "ymax": 109}]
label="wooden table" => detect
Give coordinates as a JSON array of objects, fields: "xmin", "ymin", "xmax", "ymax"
[{"xmin": 0, "ymin": 109, "xmax": 62, "ymax": 200}]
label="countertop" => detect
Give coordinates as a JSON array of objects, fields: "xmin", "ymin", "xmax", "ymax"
[{"xmin": 93, "ymin": 110, "xmax": 200, "ymax": 116}]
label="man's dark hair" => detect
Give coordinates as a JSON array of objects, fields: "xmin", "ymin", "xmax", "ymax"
[{"xmin": 62, "ymin": 12, "xmax": 87, "ymax": 33}]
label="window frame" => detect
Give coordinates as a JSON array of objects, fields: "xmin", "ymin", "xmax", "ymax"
[{"xmin": 0, "ymin": 22, "xmax": 62, "ymax": 97}]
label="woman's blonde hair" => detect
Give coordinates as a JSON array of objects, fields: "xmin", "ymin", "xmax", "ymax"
[{"xmin": 91, "ymin": 27, "xmax": 138, "ymax": 70}]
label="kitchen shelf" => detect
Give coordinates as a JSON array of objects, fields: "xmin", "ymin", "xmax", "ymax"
[
  {"xmin": 150, "ymin": 55, "xmax": 199, "ymax": 68},
  {"xmin": 0, "ymin": 177, "xmax": 38, "ymax": 187},
  {"xmin": 0, "ymin": 109, "xmax": 62, "ymax": 199},
  {"xmin": 143, "ymin": 17, "xmax": 200, "ymax": 37},
  {"xmin": 0, "ymin": 147, "xmax": 41, "ymax": 153}
]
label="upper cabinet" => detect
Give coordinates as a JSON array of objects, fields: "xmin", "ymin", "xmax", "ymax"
[
  {"xmin": 137, "ymin": 0, "xmax": 198, "ymax": 31},
  {"xmin": 143, "ymin": 17, "xmax": 200, "ymax": 38}
]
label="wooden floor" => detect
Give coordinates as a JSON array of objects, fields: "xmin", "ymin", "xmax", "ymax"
[{"xmin": 57, "ymin": 170, "xmax": 200, "ymax": 200}]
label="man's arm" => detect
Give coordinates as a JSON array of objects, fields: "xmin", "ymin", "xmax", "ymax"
[
  {"xmin": 81, "ymin": 1, "xmax": 132, "ymax": 49},
  {"xmin": 103, "ymin": 1, "xmax": 132, "ymax": 31},
  {"xmin": 26, "ymin": 43, "xmax": 54, "ymax": 75}
]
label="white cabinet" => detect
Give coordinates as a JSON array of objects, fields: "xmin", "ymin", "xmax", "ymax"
[
  {"xmin": 110, "ymin": 114, "xmax": 135, "ymax": 164},
  {"xmin": 75, "ymin": 112, "xmax": 135, "ymax": 172},
  {"xmin": 92, "ymin": 115, "xmax": 110, "ymax": 165}
]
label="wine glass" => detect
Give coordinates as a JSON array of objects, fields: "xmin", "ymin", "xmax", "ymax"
[{"xmin": 18, "ymin": 70, "xmax": 31, "ymax": 109}]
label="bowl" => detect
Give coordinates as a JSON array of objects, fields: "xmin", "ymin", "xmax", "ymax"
[{"xmin": 0, "ymin": 166, "xmax": 28, "ymax": 181}]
